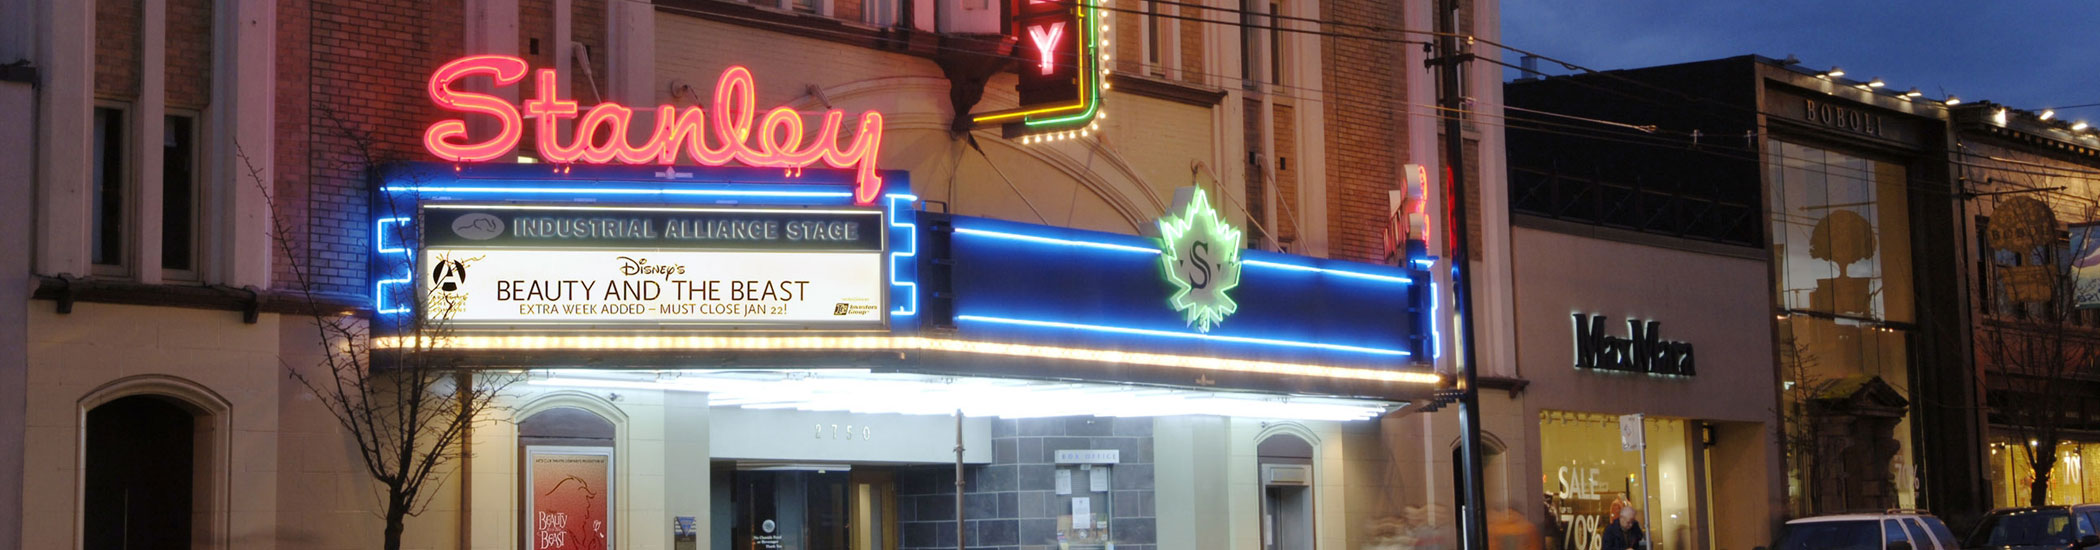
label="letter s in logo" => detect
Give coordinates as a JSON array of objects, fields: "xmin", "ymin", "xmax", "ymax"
[{"xmin": 1189, "ymin": 241, "xmax": 1211, "ymax": 289}]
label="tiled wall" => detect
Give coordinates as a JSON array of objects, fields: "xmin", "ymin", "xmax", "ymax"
[{"xmin": 896, "ymin": 416, "xmax": 1157, "ymax": 550}]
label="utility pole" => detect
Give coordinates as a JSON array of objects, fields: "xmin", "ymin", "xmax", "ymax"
[{"xmin": 1428, "ymin": 0, "xmax": 1488, "ymax": 547}]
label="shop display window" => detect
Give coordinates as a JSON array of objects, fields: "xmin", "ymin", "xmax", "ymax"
[
  {"xmin": 1769, "ymin": 139, "xmax": 1921, "ymax": 513},
  {"xmin": 1768, "ymin": 140, "xmax": 1913, "ymax": 323},
  {"xmin": 1988, "ymin": 438, "xmax": 2100, "ymax": 507},
  {"xmin": 1539, "ymin": 412, "xmax": 1697, "ymax": 550}
]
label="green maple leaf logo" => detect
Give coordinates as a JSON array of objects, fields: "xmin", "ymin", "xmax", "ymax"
[{"xmin": 1157, "ymin": 187, "xmax": 1244, "ymax": 333}]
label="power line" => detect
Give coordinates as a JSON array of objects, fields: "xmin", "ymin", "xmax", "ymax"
[
  {"xmin": 656, "ymin": 1, "xmax": 1971, "ymax": 183},
  {"xmin": 1070, "ymin": 0, "xmax": 1453, "ymax": 41}
]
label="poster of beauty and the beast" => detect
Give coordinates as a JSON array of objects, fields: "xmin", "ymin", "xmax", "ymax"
[{"xmin": 527, "ymin": 448, "xmax": 613, "ymax": 550}]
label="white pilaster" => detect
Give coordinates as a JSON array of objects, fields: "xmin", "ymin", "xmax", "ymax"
[{"xmin": 36, "ymin": 0, "xmax": 95, "ymax": 278}]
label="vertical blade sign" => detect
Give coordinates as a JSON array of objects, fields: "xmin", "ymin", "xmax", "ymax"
[{"xmin": 1015, "ymin": 0, "xmax": 1081, "ymax": 106}]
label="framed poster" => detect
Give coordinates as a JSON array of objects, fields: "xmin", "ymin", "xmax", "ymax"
[{"xmin": 525, "ymin": 446, "xmax": 615, "ymax": 550}]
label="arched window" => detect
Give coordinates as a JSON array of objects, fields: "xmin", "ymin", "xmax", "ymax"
[{"xmin": 83, "ymin": 395, "xmax": 200, "ymax": 550}]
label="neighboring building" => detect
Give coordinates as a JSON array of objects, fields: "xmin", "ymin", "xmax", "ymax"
[
  {"xmin": 8, "ymin": 0, "xmax": 1511, "ymax": 549},
  {"xmin": 1948, "ymin": 102, "xmax": 2100, "ymax": 508},
  {"xmin": 1505, "ymin": 55, "xmax": 1986, "ymax": 541}
]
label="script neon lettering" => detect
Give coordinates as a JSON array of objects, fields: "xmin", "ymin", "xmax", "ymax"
[
  {"xmin": 423, "ymin": 55, "xmax": 529, "ymax": 163},
  {"xmin": 424, "ymin": 56, "xmax": 887, "ymax": 205},
  {"xmin": 1028, "ymin": 22, "xmax": 1066, "ymax": 75}
]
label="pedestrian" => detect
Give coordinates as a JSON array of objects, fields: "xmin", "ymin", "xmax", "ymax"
[{"xmin": 1599, "ymin": 506, "xmax": 1645, "ymax": 550}]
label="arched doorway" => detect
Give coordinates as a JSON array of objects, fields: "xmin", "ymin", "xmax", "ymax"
[
  {"xmin": 1450, "ymin": 434, "xmax": 1509, "ymax": 532},
  {"xmin": 519, "ymin": 406, "xmax": 617, "ymax": 550},
  {"xmin": 83, "ymin": 395, "xmax": 198, "ymax": 550},
  {"xmin": 1259, "ymin": 432, "xmax": 1316, "ymax": 550}
]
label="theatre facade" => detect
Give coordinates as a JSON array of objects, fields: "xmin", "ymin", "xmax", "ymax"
[{"xmin": 378, "ymin": 152, "xmax": 1439, "ymax": 549}]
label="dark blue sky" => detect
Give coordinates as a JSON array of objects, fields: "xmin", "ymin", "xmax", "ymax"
[{"xmin": 1500, "ymin": 0, "xmax": 2100, "ymax": 114}]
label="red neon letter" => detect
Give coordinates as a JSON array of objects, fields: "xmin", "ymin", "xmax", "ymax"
[
  {"xmin": 1027, "ymin": 22, "xmax": 1066, "ymax": 75},
  {"xmin": 425, "ymin": 59, "xmax": 890, "ymax": 205},
  {"xmin": 826, "ymin": 111, "xmax": 886, "ymax": 205},
  {"xmin": 525, "ymin": 68, "xmax": 584, "ymax": 163},
  {"xmin": 424, "ymin": 55, "xmax": 527, "ymax": 162}
]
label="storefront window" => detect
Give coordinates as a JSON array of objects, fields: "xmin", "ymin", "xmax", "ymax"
[
  {"xmin": 1769, "ymin": 140, "xmax": 1920, "ymax": 513},
  {"xmin": 1989, "ymin": 438, "xmax": 2100, "ymax": 507},
  {"xmin": 1539, "ymin": 412, "xmax": 1696, "ymax": 550},
  {"xmin": 1769, "ymin": 140, "xmax": 1913, "ymax": 323}
]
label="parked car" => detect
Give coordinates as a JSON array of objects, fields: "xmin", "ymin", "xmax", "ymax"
[
  {"xmin": 1768, "ymin": 510, "xmax": 1963, "ymax": 550},
  {"xmin": 1964, "ymin": 505, "xmax": 2100, "ymax": 550}
]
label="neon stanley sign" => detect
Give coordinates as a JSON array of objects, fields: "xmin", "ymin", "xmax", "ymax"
[{"xmin": 423, "ymin": 55, "xmax": 889, "ymax": 204}]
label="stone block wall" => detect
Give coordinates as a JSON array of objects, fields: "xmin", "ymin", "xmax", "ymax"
[{"xmin": 897, "ymin": 416, "xmax": 1158, "ymax": 550}]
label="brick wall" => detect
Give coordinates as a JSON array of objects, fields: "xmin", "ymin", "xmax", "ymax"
[
  {"xmin": 1318, "ymin": 0, "xmax": 1405, "ymax": 263},
  {"xmin": 895, "ymin": 417, "xmax": 1156, "ymax": 550},
  {"xmin": 1243, "ymin": 97, "xmax": 1267, "ymax": 249},
  {"xmin": 165, "ymin": 0, "xmax": 211, "ymax": 110},
  {"xmin": 95, "ymin": 0, "xmax": 141, "ymax": 100},
  {"xmin": 574, "ymin": 0, "xmax": 609, "ymax": 104},
  {"xmin": 1273, "ymin": 102, "xmax": 1297, "ymax": 245},
  {"xmin": 1177, "ymin": 10, "xmax": 1201, "ymax": 86},
  {"xmin": 835, "ymin": 0, "xmax": 865, "ymax": 26},
  {"xmin": 276, "ymin": 0, "xmax": 466, "ymax": 294},
  {"xmin": 1115, "ymin": 0, "xmax": 1140, "ymax": 75}
]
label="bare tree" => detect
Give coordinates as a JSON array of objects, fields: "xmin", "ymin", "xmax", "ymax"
[
  {"xmin": 1978, "ymin": 199, "xmax": 2100, "ymax": 507},
  {"xmin": 1777, "ymin": 336, "xmax": 1837, "ymax": 516},
  {"xmin": 240, "ymin": 108, "xmax": 515, "ymax": 550}
]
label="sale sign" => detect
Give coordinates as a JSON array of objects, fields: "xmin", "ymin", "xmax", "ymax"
[{"xmin": 527, "ymin": 448, "xmax": 613, "ymax": 550}]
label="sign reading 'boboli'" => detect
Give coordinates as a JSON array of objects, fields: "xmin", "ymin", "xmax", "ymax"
[{"xmin": 1572, "ymin": 314, "xmax": 1696, "ymax": 376}]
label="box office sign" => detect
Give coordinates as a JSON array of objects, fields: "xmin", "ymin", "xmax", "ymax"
[{"xmin": 419, "ymin": 204, "xmax": 887, "ymax": 327}]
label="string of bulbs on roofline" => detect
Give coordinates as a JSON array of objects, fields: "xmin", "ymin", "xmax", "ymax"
[{"xmin": 1806, "ymin": 62, "xmax": 2098, "ymax": 135}]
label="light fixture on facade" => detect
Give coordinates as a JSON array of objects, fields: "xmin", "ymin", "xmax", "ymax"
[
  {"xmin": 376, "ymin": 334, "xmax": 1440, "ymax": 385},
  {"xmin": 1867, "ymin": 78, "xmax": 1886, "ymax": 88},
  {"xmin": 1944, "ymin": 95, "xmax": 1961, "ymax": 106},
  {"xmin": 2041, "ymin": 109, "xmax": 2057, "ymax": 120},
  {"xmin": 529, "ymin": 370, "xmax": 1399, "ymax": 421},
  {"xmin": 2074, "ymin": 121, "xmax": 2089, "ymax": 131},
  {"xmin": 1903, "ymin": 88, "xmax": 1922, "ymax": 98},
  {"xmin": 1820, "ymin": 67, "xmax": 1844, "ymax": 79},
  {"xmin": 1995, "ymin": 109, "xmax": 2010, "ymax": 125}
]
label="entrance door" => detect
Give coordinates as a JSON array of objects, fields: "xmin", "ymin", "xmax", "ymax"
[
  {"xmin": 720, "ymin": 464, "xmax": 897, "ymax": 550},
  {"xmin": 1259, "ymin": 433, "xmax": 1316, "ymax": 550},
  {"xmin": 83, "ymin": 395, "xmax": 197, "ymax": 550},
  {"xmin": 1265, "ymin": 484, "xmax": 1314, "ymax": 550}
]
